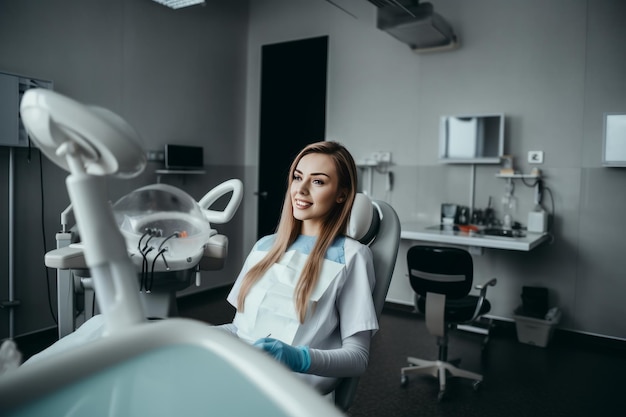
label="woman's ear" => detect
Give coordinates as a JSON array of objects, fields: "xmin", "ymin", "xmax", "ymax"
[{"xmin": 336, "ymin": 190, "xmax": 348, "ymax": 204}]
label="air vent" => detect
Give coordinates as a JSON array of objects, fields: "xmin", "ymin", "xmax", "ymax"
[{"xmin": 367, "ymin": 1, "xmax": 459, "ymax": 53}]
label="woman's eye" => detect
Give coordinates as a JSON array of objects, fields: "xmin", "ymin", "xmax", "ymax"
[
  {"xmin": 312, "ymin": 179, "xmax": 324, "ymax": 185},
  {"xmin": 293, "ymin": 174, "xmax": 302, "ymax": 181}
]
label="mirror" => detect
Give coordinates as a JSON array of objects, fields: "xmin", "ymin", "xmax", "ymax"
[
  {"xmin": 603, "ymin": 113, "xmax": 626, "ymax": 167},
  {"xmin": 439, "ymin": 113, "xmax": 505, "ymax": 164}
]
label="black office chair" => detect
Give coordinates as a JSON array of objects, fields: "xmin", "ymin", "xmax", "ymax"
[
  {"xmin": 333, "ymin": 194, "xmax": 401, "ymax": 411},
  {"xmin": 400, "ymin": 245, "xmax": 497, "ymax": 401}
]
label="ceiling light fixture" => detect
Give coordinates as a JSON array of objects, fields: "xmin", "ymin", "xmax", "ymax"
[{"xmin": 151, "ymin": 0, "xmax": 205, "ymax": 10}]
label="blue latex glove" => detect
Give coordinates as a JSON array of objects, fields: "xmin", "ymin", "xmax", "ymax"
[{"xmin": 253, "ymin": 337, "xmax": 311, "ymax": 373}]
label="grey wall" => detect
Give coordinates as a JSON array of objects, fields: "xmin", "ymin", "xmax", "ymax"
[
  {"xmin": 244, "ymin": 0, "xmax": 626, "ymax": 340},
  {"xmin": 1, "ymin": 0, "xmax": 625, "ymax": 342},
  {"xmin": 0, "ymin": 0, "xmax": 249, "ymax": 338}
]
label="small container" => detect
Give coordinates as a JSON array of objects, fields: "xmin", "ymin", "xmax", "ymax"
[
  {"xmin": 527, "ymin": 209, "xmax": 548, "ymax": 233},
  {"xmin": 514, "ymin": 308, "xmax": 561, "ymax": 347}
]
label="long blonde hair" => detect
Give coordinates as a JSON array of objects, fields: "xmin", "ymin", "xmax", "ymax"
[{"xmin": 237, "ymin": 141, "xmax": 358, "ymax": 323}]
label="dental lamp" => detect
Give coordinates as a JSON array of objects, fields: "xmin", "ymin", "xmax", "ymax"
[
  {"xmin": 20, "ymin": 89, "xmax": 147, "ymax": 335},
  {"xmin": 4, "ymin": 89, "xmax": 346, "ymax": 417}
]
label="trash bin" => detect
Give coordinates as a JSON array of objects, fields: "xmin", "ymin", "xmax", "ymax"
[
  {"xmin": 514, "ymin": 307, "xmax": 561, "ymax": 347},
  {"xmin": 514, "ymin": 286, "xmax": 561, "ymax": 347}
]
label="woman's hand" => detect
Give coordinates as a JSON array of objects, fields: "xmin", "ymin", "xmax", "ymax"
[{"xmin": 253, "ymin": 337, "xmax": 311, "ymax": 373}]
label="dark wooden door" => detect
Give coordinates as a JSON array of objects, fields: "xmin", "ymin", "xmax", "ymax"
[{"xmin": 257, "ymin": 36, "xmax": 328, "ymax": 239}]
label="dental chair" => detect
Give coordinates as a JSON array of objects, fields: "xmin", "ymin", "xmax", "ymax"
[
  {"xmin": 0, "ymin": 89, "xmax": 345, "ymax": 417},
  {"xmin": 400, "ymin": 245, "xmax": 497, "ymax": 402},
  {"xmin": 45, "ymin": 178, "xmax": 243, "ymax": 337},
  {"xmin": 334, "ymin": 193, "xmax": 401, "ymax": 411}
]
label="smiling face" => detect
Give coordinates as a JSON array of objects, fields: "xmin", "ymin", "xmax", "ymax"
[{"xmin": 290, "ymin": 152, "xmax": 347, "ymax": 236}]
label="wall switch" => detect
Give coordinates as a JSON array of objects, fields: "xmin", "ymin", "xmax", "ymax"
[{"xmin": 528, "ymin": 150, "xmax": 544, "ymax": 164}]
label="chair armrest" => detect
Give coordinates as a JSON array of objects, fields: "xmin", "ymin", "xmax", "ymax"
[
  {"xmin": 475, "ymin": 278, "xmax": 497, "ymax": 297},
  {"xmin": 470, "ymin": 278, "xmax": 497, "ymax": 321}
]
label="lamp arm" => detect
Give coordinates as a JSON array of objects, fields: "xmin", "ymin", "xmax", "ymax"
[{"xmin": 63, "ymin": 151, "xmax": 144, "ymax": 334}]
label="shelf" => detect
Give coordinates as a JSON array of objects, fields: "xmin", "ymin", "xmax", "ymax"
[
  {"xmin": 440, "ymin": 157, "xmax": 502, "ymax": 164},
  {"xmin": 356, "ymin": 161, "xmax": 379, "ymax": 168},
  {"xmin": 156, "ymin": 169, "xmax": 206, "ymax": 175},
  {"xmin": 400, "ymin": 222, "xmax": 549, "ymax": 252},
  {"xmin": 495, "ymin": 173, "xmax": 539, "ymax": 179}
]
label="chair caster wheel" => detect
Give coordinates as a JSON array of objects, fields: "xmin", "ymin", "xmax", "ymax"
[
  {"xmin": 473, "ymin": 380, "xmax": 481, "ymax": 391},
  {"xmin": 400, "ymin": 375, "xmax": 408, "ymax": 387},
  {"xmin": 437, "ymin": 391, "xmax": 445, "ymax": 402}
]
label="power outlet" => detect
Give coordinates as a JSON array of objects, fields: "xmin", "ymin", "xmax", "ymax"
[
  {"xmin": 146, "ymin": 150, "xmax": 165, "ymax": 162},
  {"xmin": 528, "ymin": 150, "xmax": 544, "ymax": 164},
  {"xmin": 371, "ymin": 151, "xmax": 392, "ymax": 164}
]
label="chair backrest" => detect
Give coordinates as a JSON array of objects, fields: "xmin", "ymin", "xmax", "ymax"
[
  {"xmin": 406, "ymin": 246, "xmax": 473, "ymax": 299},
  {"xmin": 334, "ymin": 194, "xmax": 401, "ymax": 411}
]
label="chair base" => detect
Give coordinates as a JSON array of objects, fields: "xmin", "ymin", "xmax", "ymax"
[{"xmin": 400, "ymin": 357, "xmax": 482, "ymax": 401}]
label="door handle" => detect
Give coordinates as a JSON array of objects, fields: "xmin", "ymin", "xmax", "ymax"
[{"xmin": 255, "ymin": 191, "xmax": 268, "ymax": 199}]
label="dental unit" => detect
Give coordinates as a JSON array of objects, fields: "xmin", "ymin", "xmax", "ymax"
[
  {"xmin": 47, "ymin": 177, "xmax": 243, "ymax": 334},
  {"xmin": 0, "ymin": 89, "xmax": 343, "ymax": 417}
]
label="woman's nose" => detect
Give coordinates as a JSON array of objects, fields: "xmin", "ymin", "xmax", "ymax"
[{"xmin": 295, "ymin": 182, "xmax": 308, "ymax": 195}]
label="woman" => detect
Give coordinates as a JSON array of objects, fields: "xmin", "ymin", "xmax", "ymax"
[{"xmin": 221, "ymin": 141, "xmax": 378, "ymax": 394}]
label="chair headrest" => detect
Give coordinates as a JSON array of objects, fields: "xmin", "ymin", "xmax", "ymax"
[{"xmin": 347, "ymin": 193, "xmax": 380, "ymax": 245}]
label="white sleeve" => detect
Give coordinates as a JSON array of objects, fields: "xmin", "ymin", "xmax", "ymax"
[
  {"xmin": 338, "ymin": 242, "xmax": 378, "ymax": 339},
  {"xmin": 306, "ymin": 331, "xmax": 371, "ymax": 377}
]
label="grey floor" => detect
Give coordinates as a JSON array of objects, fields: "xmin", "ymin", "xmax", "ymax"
[
  {"xmin": 178, "ymin": 286, "xmax": 626, "ymax": 417},
  {"xmin": 348, "ymin": 308, "xmax": 625, "ymax": 417},
  {"xmin": 16, "ymin": 286, "xmax": 626, "ymax": 417}
]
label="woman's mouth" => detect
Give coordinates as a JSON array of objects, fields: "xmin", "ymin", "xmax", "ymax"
[{"xmin": 294, "ymin": 199, "xmax": 312, "ymax": 209}]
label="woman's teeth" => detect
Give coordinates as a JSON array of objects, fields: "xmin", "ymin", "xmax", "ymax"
[{"xmin": 295, "ymin": 199, "xmax": 311, "ymax": 209}]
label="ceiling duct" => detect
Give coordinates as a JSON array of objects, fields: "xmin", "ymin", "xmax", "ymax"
[{"xmin": 368, "ymin": 1, "xmax": 459, "ymax": 53}]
